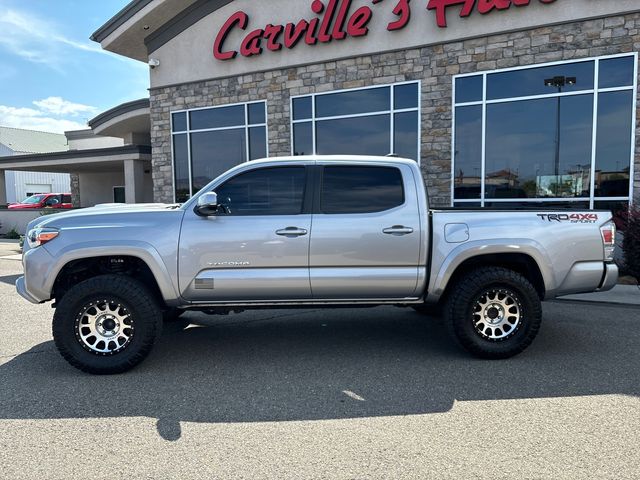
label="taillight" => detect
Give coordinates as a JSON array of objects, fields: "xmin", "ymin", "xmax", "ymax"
[{"xmin": 600, "ymin": 221, "xmax": 616, "ymax": 262}]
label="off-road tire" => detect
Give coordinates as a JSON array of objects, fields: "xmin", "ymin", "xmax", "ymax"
[
  {"xmin": 53, "ymin": 275, "xmax": 163, "ymax": 374},
  {"xmin": 445, "ymin": 267, "xmax": 542, "ymax": 359}
]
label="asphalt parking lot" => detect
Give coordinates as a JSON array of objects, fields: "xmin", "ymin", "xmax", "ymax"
[{"xmin": 0, "ymin": 244, "xmax": 639, "ymax": 479}]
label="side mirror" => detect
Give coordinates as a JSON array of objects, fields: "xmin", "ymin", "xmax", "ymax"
[{"xmin": 195, "ymin": 192, "xmax": 220, "ymax": 217}]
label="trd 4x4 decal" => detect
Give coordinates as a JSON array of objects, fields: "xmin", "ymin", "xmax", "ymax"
[{"xmin": 537, "ymin": 213, "xmax": 599, "ymax": 224}]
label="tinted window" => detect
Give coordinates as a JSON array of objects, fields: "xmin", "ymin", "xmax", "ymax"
[
  {"xmin": 455, "ymin": 75, "xmax": 483, "ymax": 103},
  {"xmin": 249, "ymin": 127, "xmax": 267, "ymax": 160},
  {"xmin": 248, "ymin": 103, "xmax": 265, "ymax": 125},
  {"xmin": 321, "ymin": 166, "xmax": 404, "ymax": 214},
  {"xmin": 595, "ymin": 91, "xmax": 633, "ymax": 197},
  {"xmin": 293, "ymin": 122, "xmax": 313, "ymax": 156},
  {"xmin": 487, "ymin": 61, "xmax": 594, "ymax": 100},
  {"xmin": 454, "ymin": 105, "xmax": 482, "ymax": 199},
  {"xmin": 316, "ymin": 115, "xmax": 390, "ymax": 156},
  {"xmin": 485, "ymin": 95, "xmax": 593, "ymax": 199},
  {"xmin": 215, "ymin": 167, "xmax": 306, "ymax": 216},
  {"xmin": 62, "ymin": 195, "xmax": 72, "ymax": 203},
  {"xmin": 293, "ymin": 97, "xmax": 312, "ymax": 121},
  {"xmin": 173, "ymin": 134, "xmax": 190, "ymax": 202},
  {"xmin": 316, "ymin": 87, "xmax": 390, "ymax": 118},
  {"xmin": 172, "ymin": 112, "xmax": 187, "ymax": 132},
  {"xmin": 190, "ymin": 129, "xmax": 247, "ymax": 193},
  {"xmin": 394, "ymin": 83, "xmax": 419, "ymax": 110},
  {"xmin": 599, "ymin": 56, "xmax": 635, "ymax": 89},
  {"xmin": 190, "ymin": 105, "xmax": 245, "ymax": 130},
  {"xmin": 394, "ymin": 111, "xmax": 419, "ymax": 160}
]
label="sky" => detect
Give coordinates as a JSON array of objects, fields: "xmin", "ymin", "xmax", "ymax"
[{"xmin": 0, "ymin": 0, "xmax": 149, "ymax": 134}]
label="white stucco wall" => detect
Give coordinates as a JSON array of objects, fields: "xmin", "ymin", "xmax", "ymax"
[
  {"xmin": 78, "ymin": 171, "xmax": 125, "ymax": 207},
  {"xmin": 68, "ymin": 135, "xmax": 124, "ymax": 151},
  {"xmin": 151, "ymin": 0, "xmax": 640, "ymax": 88}
]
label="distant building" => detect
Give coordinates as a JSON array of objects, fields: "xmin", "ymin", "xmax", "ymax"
[
  {"xmin": 0, "ymin": 127, "xmax": 70, "ymax": 203},
  {"xmin": 0, "ymin": 101, "xmax": 151, "ymax": 207}
]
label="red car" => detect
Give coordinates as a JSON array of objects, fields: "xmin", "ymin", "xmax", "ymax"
[{"xmin": 8, "ymin": 193, "xmax": 73, "ymax": 210}]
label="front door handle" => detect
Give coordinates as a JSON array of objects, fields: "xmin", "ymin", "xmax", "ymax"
[
  {"xmin": 383, "ymin": 225, "xmax": 414, "ymax": 236},
  {"xmin": 276, "ymin": 227, "xmax": 308, "ymax": 238}
]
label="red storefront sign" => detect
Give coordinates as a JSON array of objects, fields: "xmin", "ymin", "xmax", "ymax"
[{"xmin": 214, "ymin": 0, "xmax": 557, "ymax": 61}]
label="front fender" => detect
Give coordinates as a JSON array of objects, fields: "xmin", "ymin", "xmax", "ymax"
[
  {"xmin": 39, "ymin": 240, "xmax": 180, "ymax": 303},
  {"xmin": 425, "ymin": 239, "xmax": 555, "ymax": 303}
]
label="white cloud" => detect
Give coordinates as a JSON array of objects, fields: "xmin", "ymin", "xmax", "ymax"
[
  {"xmin": 0, "ymin": 97, "xmax": 95, "ymax": 134},
  {"xmin": 0, "ymin": 8, "xmax": 144, "ymax": 69},
  {"xmin": 33, "ymin": 97, "xmax": 98, "ymax": 117}
]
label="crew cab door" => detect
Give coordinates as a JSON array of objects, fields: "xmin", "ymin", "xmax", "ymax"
[
  {"xmin": 178, "ymin": 165, "xmax": 312, "ymax": 301},
  {"xmin": 309, "ymin": 163, "xmax": 422, "ymax": 299}
]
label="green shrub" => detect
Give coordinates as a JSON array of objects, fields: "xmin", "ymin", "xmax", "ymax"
[
  {"xmin": 622, "ymin": 206, "xmax": 640, "ymax": 283},
  {"xmin": 5, "ymin": 227, "xmax": 20, "ymax": 240}
]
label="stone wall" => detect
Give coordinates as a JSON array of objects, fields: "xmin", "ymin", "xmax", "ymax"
[
  {"xmin": 69, "ymin": 173, "xmax": 81, "ymax": 208},
  {"xmin": 150, "ymin": 12, "xmax": 640, "ymax": 207}
]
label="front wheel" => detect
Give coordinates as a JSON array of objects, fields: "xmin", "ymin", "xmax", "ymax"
[
  {"xmin": 52, "ymin": 275, "xmax": 163, "ymax": 374},
  {"xmin": 445, "ymin": 267, "xmax": 542, "ymax": 359}
]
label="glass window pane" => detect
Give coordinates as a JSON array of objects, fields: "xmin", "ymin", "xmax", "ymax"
[
  {"xmin": 394, "ymin": 83, "xmax": 419, "ymax": 110},
  {"xmin": 113, "ymin": 187, "xmax": 126, "ymax": 204},
  {"xmin": 316, "ymin": 87, "xmax": 390, "ymax": 117},
  {"xmin": 190, "ymin": 129, "xmax": 247, "ymax": 193},
  {"xmin": 190, "ymin": 105, "xmax": 245, "ymax": 130},
  {"xmin": 454, "ymin": 105, "xmax": 482, "ymax": 199},
  {"xmin": 248, "ymin": 102, "xmax": 265, "ymax": 125},
  {"xmin": 293, "ymin": 122, "xmax": 313, "ymax": 156},
  {"xmin": 599, "ymin": 56, "xmax": 635, "ymax": 89},
  {"xmin": 316, "ymin": 115, "xmax": 390, "ymax": 156},
  {"xmin": 595, "ymin": 91, "xmax": 633, "ymax": 198},
  {"xmin": 484, "ymin": 201, "xmax": 590, "ymax": 209},
  {"xmin": 172, "ymin": 112, "xmax": 187, "ymax": 132},
  {"xmin": 173, "ymin": 134, "xmax": 190, "ymax": 203},
  {"xmin": 249, "ymin": 126, "xmax": 267, "ymax": 160},
  {"xmin": 215, "ymin": 167, "xmax": 306, "ymax": 216},
  {"xmin": 293, "ymin": 97, "xmax": 312, "ymax": 120},
  {"xmin": 394, "ymin": 111, "xmax": 418, "ymax": 161},
  {"xmin": 485, "ymin": 95, "xmax": 593, "ymax": 199},
  {"xmin": 487, "ymin": 61, "xmax": 594, "ymax": 100},
  {"xmin": 454, "ymin": 202, "xmax": 481, "ymax": 208},
  {"xmin": 321, "ymin": 166, "xmax": 404, "ymax": 214},
  {"xmin": 455, "ymin": 76, "xmax": 483, "ymax": 103}
]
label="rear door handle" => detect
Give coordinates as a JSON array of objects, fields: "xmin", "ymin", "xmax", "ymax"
[
  {"xmin": 276, "ymin": 227, "xmax": 308, "ymax": 238},
  {"xmin": 383, "ymin": 225, "xmax": 414, "ymax": 236}
]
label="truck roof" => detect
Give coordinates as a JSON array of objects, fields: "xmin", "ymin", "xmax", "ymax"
[{"xmin": 248, "ymin": 155, "xmax": 418, "ymax": 167}]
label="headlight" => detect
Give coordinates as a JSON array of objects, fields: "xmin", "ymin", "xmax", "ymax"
[{"xmin": 27, "ymin": 227, "xmax": 59, "ymax": 248}]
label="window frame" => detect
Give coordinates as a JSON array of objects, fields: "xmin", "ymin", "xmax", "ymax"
[
  {"xmin": 451, "ymin": 52, "xmax": 638, "ymax": 209},
  {"xmin": 290, "ymin": 81, "xmax": 422, "ymax": 164},
  {"xmin": 170, "ymin": 100, "xmax": 269, "ymax": 202}
]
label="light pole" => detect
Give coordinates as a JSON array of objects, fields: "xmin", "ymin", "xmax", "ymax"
[{"xmin": 544, "ymin": 75, "xmax": 576, "ymax": 196}]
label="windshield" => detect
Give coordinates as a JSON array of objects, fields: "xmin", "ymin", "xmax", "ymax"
[{"xmin": 21, "ymin": 195, "xmax": 47, "ymax": 205}]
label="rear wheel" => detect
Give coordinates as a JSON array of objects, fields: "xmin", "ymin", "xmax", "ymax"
[
  {"xmin": 445, "ymin": 267, "xmax": 542, "ymax": 359},
  {"xmin": 53, "ymin": 275, "xmax": 163, "ymax": 374}
]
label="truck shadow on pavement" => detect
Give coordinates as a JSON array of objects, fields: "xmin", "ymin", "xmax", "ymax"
[
  {"xmin": 0, "ymin": 274, "xmax": 21, "ymax": 286},
  {"xmin": 0, "ymin": 304, "xmax": 638, "ymax": 441}
]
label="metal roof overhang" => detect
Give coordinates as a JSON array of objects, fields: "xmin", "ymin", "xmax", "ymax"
[{"xmin": 0, "ymin": 146, "xmax": 152, "ymax": 174}]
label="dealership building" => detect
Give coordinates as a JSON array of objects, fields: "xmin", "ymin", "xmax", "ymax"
[{"xmin": 85, "ymin": 0, "xmax": 639, "ymax": 212}]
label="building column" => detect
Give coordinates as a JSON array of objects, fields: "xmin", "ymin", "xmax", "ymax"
[
  {"xmin": 124, "ymin": 160, "xmax": 145, "ymax": 204},
  {"xmin": 0, "ymin": 170, "xmax": 7, "ymax": 206}
]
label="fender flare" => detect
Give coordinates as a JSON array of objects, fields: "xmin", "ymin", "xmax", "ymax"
[
  {"xmin": 425, "ymin": 239, "xmax": 556, "ymax": 303},
  {"xmin": 44, "ymin": 240, "xmax": 180, "ymax": 303}
]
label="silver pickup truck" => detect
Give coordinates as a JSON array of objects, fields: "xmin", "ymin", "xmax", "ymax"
[{"xmin": 16, "ymin": 156, "xmax": 618, "ymax": 374}]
